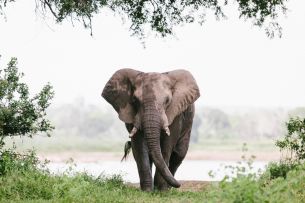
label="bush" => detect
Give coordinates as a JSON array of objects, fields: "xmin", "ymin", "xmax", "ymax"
[
  {"xmin": 0, "ymin": 56, "xmax": 54, "ymax": 148},
  {"xmin": 0, "ymin": 148, "xmax": 41, "ymax": 176},
  {"xmin": 260, "ymin": 116, "xmax": 305, "ymax": 181},
  {"xmin": 263, "ymin": 161, "xmax": 298, "ymax": 180},
  {"xmin": 276, "ymin": 117, "xmax": 305, "ymax": 162},
  {"xmin": 205, "ymin": 162, "xmax": 305, "ymax": 203}
]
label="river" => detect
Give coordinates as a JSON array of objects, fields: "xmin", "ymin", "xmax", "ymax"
[{"xmin": 47, "ymin": 160, "xmax": 267, "ymax": 182}]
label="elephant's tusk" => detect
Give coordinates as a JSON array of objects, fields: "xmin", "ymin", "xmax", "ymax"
[
  {"xmin": 129, "ymin": 127, "xmax": 138, "ymax": 138},
  {"xmin": 164, "ymin": 126, "xmax": 170, "ymax": 136}
]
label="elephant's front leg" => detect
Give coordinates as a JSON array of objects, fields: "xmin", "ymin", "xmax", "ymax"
[
  {"xmin": 131, "ymin": 134, "xmax": 153, "ymax": 191},
  {"xmin": 127, "ymin": 124, "xmax": 153, "ymax": 191}
]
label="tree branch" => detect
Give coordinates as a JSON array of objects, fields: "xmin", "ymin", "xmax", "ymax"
[{"xmin": 42, "ymin": 0, "xmax": 58, "ymax": 19}]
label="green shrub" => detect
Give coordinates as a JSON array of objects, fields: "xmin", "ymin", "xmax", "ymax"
[
  {"xmin": 0, "ymin": 148, "xmax": 41, "ymax": 176},
  {"xmin": 263, "ymin": 161, "xmax": 298, "ymax": 180},
  {"xmin": 0, "ymin": 56, "xmax": 54, "ymax": 148},
  {"xmin": 260, "ymin": 116, "xmax": 305, "ymax": 182},
  {"xmin": 276, "ymin": 117, "xmax": 305, "ymax": 162},
  {"xmin": 205, "ymin": 162, "xmax": 305, "ymax": 203}
]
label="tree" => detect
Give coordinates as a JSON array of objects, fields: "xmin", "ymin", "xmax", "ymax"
[
  {"xmin": 0, "ymin": 56, "xmax": 54, "ymax": 148},
  {"xmin": 0, "ymin": 0, "xmax": 288, "ymax": 38},
  {"xmin": 276, "ymin": 117, "xmax": 305, "ymax": 162}
]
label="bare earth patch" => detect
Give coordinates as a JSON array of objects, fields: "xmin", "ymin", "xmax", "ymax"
[
  {"xmin": 128, "ymin": 181, "xmax": 211, "ymax": 192},
  {"xmin": 178, "ymin": 180, "xmax": 211, "ymax": 192}
]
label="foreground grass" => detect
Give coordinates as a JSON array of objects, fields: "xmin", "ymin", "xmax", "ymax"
[
  {"xmin": 0, "ymin": 170, "xmax": 206, "ymax": 202},
  {"xmin": 1, "ymin": 150, "xmax": 305, "ymax": 202},
  {"xmin": 0, "ymin": 150, "xmax": 205, "ymax": 202}
]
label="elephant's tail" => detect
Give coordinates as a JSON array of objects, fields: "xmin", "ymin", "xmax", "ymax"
[{"xmin": 121, "ymin": 141, "xmax": 132, "ymax": 162}]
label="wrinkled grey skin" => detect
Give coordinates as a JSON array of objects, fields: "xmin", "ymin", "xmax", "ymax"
[{"xmin": 102, "ymin": 69, "xmax": 200, "ymax": 191}]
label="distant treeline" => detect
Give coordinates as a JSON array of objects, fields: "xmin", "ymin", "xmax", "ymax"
[{"xmin": 48, "ymin": 101, "xmax": 305, "ymax": 144}]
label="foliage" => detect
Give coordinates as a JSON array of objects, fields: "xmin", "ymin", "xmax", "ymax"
[
  {"xmin": 205, "ymin": 162, "xmax": 305, "ymax": 203},
  {"xmin": 0, "ymin": 148, "xmax": 41, "ymax": 176},
  {"xmin": 257, "ymin": 116, "xmax": 305, "ymax": 182},
  {"xmin": 0, "ymin": 57, "xmax": 54, "ymax": 149},
  {"xmin": 205, "ymin": 143, "xmax": 305, "ymax": 202},
  {"xmin": 276, "ymin": 117, "xmax": 305, "ymax": 162},
  {"xmin": 0, "ymin": 0, "xmax": 288, "ymax": 38},
  {"xmin": 260, "ymin": 161, "xmax": 298, "ymax": 181}
]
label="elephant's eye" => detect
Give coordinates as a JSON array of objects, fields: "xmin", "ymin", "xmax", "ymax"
[
  {"xmin": 132, "ymin": 96, "xmax": 140, "ymax": 105},
  {"xmin": 165, "ymin": 96, "xmax": 170, "ymax": 105}
]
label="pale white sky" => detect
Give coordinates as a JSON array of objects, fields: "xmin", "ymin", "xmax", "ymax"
[{"xmin": 0, "ymin": 1, "xmax": 304, "ymax": 108}]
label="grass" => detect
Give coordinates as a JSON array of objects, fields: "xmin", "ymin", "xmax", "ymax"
[
  {"xmin": 0, "ymin": 150, "xmax": 206, "ymax": 202},
  {"xmin": 1, "ymin": 150, "xmax": 305, "ymax": 202}
]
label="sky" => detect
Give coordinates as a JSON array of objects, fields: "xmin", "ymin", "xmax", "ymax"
[{"xmin": 0, "ymin": 1, "xmax": 304, "ymax": 108}]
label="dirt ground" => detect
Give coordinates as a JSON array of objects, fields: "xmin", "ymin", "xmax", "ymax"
[
  {"xmin": 176, "ymin": 181, "xmax": 211, "ymax": 192},
  {"xmin": 128, "ymin": 181, "xmax": 211, "ymax": 192}
]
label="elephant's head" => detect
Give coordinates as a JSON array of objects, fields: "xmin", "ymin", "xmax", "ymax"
[{"xmin": 102, "ymin": 69, "xmax": 200, "ymax": 188}]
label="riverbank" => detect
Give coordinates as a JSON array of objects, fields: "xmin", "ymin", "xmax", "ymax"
[{"xmin": 38, "ymin": 150, "xmax": 281, "ymax": 163}]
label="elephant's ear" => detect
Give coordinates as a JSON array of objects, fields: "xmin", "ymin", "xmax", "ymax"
[
  {"xmin": 102, "ymin": 69, "xmax": 142, "ymax": 123},
  {"xmin": 165, "ymin": 69, "xmax": 200, "ymax": 125}
]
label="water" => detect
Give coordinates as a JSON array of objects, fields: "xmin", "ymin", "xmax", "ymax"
[{"xmin": 47, "ymin": 160, "xmax": 267, "ymax": 182}]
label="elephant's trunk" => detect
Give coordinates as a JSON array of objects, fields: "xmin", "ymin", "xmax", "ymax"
[{"xmin": 142, "ymin": 100, "xmax": 180, "ymax": 188}]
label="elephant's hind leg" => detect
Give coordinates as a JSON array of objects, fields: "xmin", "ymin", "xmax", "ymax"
[
  {"xmin": 169, "ymin": 146, "xmax": 188, "ymax": 177},
  {"xmin": 169, "ymin": 104, "xmax": 194, "ymax": 176}
]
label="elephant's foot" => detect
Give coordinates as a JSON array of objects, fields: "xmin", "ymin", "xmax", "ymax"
[
  {"xmin": 155, "ymin": 184, "xmax": 170, "ymax": 191},
  {"xmin": 140, "ymin": 181, "xmax": 153, "ymax": 192},
  {"xmin": 141, "ymin": 187, "xmax": 153, "ymax": 192},
  {"xmin": 154, "ymin": 173, "xmax": 170, "ymax": 191}
]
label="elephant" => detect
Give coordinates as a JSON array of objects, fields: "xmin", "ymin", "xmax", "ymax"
[{"xmin": 102, "ymin": 69, "xmax": 200, "ymax": 191}]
